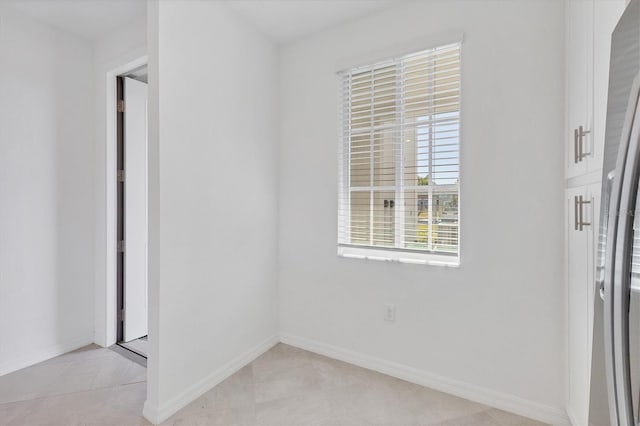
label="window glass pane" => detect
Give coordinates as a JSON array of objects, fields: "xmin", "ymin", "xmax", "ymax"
[
  {"xmin": 433, "ymin": 50, "xmax": 460, "ymax": 115},
  {"xmin": 373, "ymin": 129, "xmax": 396, "ymax": 187},
  {"xmin": 350, "ymin": 134, "xmax": 370, "ymax": 187},
  {"xmin": 404, "ymin": 190, "xmax": 431, "ymax": 250},
  {"xmin": 403, "ymin": 189, "xmax": 458, "ymax": 253},
  {"xmin": 372, "ymin": 191, "xmax": 395, "ymax": 247},
  {"xmin": 403, "ymin": 56, "xmax": 432, "ymax": 120},
  {"xmin": 432, "ymin": 112, "xmax": 459, "ymax": 185},
  {"xmin": 350, "ymin": 191, "xmax": 370, "ymax": 244},
  {"xmin": 403, "ymin": 129, "xmax": 417, "ymax": 187},
  {"xmin": 416, "ymin": 123, "xmax": 431, "ymax": 186},
  {"xmin": 372, "ymin": 66, "xmax": 396, "ymax": 126},
  {"xmin": 432, "ymin": 191, "xmax": 459, "ymax": 253},
  {"xmin": 351, "ymin": 71, "xmax": 372, "ymax": 132}
]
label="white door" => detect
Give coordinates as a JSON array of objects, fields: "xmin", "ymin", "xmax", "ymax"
[{"xmin": 123, "ymin": 77, "xmax": 148, "ymax": 342}]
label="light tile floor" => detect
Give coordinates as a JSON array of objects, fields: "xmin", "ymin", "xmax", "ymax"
[{"xmin": 0, "ymin": 343, "xmax": 546, "ymax": 426}]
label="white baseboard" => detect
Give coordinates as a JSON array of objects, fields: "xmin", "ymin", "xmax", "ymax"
[
  {"xmin": 142, "ymin": 334, "xmax": 279, "ymax": 425},
  {"xmin": 280, "ymin": 333, "xmax": 570, "ymax": 426},
  {"xmin": 0, "ymin": 334, "xmax": 94, "ymax": 376}
]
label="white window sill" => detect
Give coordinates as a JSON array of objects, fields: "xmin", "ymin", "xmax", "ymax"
[{"xmin": 337, "ymin": 245, "xmax": 460, "ymax": 267}]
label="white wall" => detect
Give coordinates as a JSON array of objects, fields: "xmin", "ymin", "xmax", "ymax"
[
  {"xmin": 0, "ymin": 5, "xmax": 95, "ymax": 374},
  {"xmin": 144, "ymin": 1, "xmax": 279, "ymax": 422},
  {"xmin": 278, "ymin": 0, "xmax": 566, "ymax": 422},
  {"xmin": 92, "ymin": 12, "xmax": 146, "ymax": 347}
]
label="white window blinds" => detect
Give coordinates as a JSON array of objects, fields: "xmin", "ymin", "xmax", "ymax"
[{"xmin": 338, "ymin": 42, "xmax": 461, "ymax": 262}]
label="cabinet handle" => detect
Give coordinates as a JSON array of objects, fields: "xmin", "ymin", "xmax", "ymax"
[
  {"xmin": 574, "ymin": 128, "xmax": 580, "ymax": 164},
  {"xmin": 575, "ymin": 195, "xmax": 592, "ymax": 231},
  {"xmin": 574, "ymin": 195, "xmax": 579, "ymax": 230},
  {"xmin": 578, "ymin": 125, "xmax": 591, "ymax": 161}
]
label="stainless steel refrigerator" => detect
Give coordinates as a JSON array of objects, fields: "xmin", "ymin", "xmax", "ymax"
[{"xmin": 590, "ymin": 0, "xmax": 640, "ymax": 424}]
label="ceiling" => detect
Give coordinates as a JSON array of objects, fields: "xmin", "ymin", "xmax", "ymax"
[
  {"xmin": 226, "ymin": 0, "xmax": 396, "ymax": 44},
  {"xmin": 6, "ymin": 0, "xmax": 397, "ymax": 45},
  {"xmin": 6, "ymin": 0, "xmax": 146, "ymax": 41}
]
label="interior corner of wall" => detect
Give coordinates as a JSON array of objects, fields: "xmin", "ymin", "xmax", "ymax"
[{"xmin": 93, "ymin": 331, "xmax": 107, "ymax": 348}]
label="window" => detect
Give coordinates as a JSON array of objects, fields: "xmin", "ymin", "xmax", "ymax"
[{"xmin": 337, "ymin": 42, "xmax": 461, "ymax": 265}]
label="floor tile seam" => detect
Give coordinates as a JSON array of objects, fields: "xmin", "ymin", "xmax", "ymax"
[
  {"xmin": 13, "ymin": 355, "xmax": 119, "ymax": 382},
  {"xmin": 40, "ymin": 353, "xmax": 119, "ymax": 368},
  {"xmin": 80, "ymin": 377, "xmax": 149, "ymax": 397},
  {"xmin": 0, "ymin": 380, "xmax": 147, "ymax": 407}
]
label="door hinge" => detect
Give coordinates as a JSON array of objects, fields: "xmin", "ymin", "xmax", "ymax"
[
  {"xmin": 117, "ymin": 169, "xmax": 125, "ymax": 182},
  {"xmin": 118, "ymin": 309, "xmax": 125, "ymax": 322},
  {"xmin": 118, "ymin": 240, "xmax": 125, "ymax": 253},
  {"xmin": 117, "ymin": 99, "xmax": 125, "ymax": 113}
]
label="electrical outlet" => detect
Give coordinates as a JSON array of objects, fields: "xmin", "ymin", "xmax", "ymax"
[{"xmin": 384, "ymin": 304, "xmax": 396, "ymax": 322}]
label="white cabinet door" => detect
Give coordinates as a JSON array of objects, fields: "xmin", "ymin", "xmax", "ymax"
[
  {"xmin": 567, "ymin": 184, "xmax": 597, "ymax": 425},
  {"xmin": 590, "ymin": 0, "xmax": 627, "ymax": 173},
  {"xmin": 565, "ymin": 0, "xmax": 593, "ymax": 178}
]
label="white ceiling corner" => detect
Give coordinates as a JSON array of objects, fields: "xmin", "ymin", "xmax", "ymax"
[
  {"xmin": 6, "ymin": 0, "xmax": 399, "ymax": 44},
  {"xmin": 5, "ymin": 0, "xmax": 146, "ymax": 41}
]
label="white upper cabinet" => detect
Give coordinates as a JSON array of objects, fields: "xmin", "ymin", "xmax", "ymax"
[
  {"xmin": 565, "ymin": 0, "xmax": 593, "ymax": 179},
  {"xmin": 566, "ymin": 0, "xmax": 626, "ymax": 180}
]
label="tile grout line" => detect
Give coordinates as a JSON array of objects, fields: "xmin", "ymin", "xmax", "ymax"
[{"xmin": 0, "ymin": 380, "xmax": 147, "ymax": 407}]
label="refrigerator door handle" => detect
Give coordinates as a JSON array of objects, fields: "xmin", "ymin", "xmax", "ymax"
[
  {"xmin": 599, "ymin": 171, "xmax": 616, "ymax": 302},
  {"xmin": 605, "ymin": 161, "xmax": 623, "ymax": 426}
]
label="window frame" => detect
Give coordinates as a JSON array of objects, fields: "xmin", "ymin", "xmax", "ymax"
[{"xmin": 337, "ymin": 42, "xmax": 462, "ymax": 266}]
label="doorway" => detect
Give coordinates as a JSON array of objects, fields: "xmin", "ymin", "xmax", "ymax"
[{"xmin": 116, "ymin": 66, "xmax": 149, "ymax": 358}]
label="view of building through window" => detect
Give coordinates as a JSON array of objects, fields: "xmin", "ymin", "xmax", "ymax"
[{"xmin": 338, "ymin": 43, "xmax": 461, "ymax": 257}]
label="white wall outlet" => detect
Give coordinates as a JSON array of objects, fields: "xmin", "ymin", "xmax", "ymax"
[{"xmin": 384, "ymin": 304, "xmax": 396, "ymax": 322}]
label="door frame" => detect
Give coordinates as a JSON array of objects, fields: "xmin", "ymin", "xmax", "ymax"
[
  {"xmin": 116, "ymin": 74, "xmax": 149, "ymax": 346},
  {"xmin": 103, "ymin": 55, "xmax": 147, "ymax": 348},
  {"xmin": 116, "ymin": 75, "xmax": 125, "ymax": 343}
]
